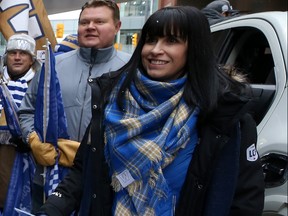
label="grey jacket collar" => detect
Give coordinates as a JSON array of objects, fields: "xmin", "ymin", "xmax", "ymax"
[{"xmin": 78, "ymin": 46, "xmax": 115, "ymax": 64}]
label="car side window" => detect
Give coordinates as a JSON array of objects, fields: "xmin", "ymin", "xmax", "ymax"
[
  {"xmin": 233, "ymin": 30, "xmax": 275, "ymax": 84},
  {"xmin": 212, "ymin": 27, "xmax": 276, "ymax": 84},
  {"xmin": 211, "ymin": 27, "xmax": 276, "ymax": 125}
]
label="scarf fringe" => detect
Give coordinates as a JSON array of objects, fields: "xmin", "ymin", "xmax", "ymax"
[
  {"xmin": 148, "ymin": 169, "xmax": 159, "ymax": 188},
  {"xmin": 111, "ymin": 174, "xmax": 122, "ymax": 192}
]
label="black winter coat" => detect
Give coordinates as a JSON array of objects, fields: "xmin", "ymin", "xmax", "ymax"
[{"xmin": 38, "ymin": 72, "xmax": 265, "ymax": 216}]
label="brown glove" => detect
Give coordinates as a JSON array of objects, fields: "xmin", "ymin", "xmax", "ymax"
[
  {"xmin": 29, "ymin": 131, "xmax": 57, "ymax": 166},
  {"xmin": 57, "ymin": 139, "xmax": 80, "ymax": 167}
]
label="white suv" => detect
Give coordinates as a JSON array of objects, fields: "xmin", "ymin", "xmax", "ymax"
[{"xmin": 210, "ymin": 11, "xmax": 287, "ymax": 216}]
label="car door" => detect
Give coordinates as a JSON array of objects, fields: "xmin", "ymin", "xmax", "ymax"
[{"xmin": 210, "ymin": 14, "xmax": 288, "ymax": 216}]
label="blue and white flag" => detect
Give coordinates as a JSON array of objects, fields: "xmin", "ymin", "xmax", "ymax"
[
  {"xmin": 0, "ymin": 78, "xmax": 35, "ymax": 216},
  {"xmin": 34, "ymin": 40, "xmax": 69, "ymax": 197},
  {"xmin": 0, "ymin": 81, "xmax": 22, "ymax": 137},
  {"xmin": 3, "ymin": 152, "xmax": 35, "ymax": 216}
]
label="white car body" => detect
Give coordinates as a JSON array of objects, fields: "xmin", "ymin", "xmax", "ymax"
[{"xmin": 210, "ymin": 11, "xmax": 287, "ymax": 216}]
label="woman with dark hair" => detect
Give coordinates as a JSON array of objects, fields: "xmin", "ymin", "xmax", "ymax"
[{"xmin": 37, "ymin": 6, "xmax": 264, "ymax": 216}]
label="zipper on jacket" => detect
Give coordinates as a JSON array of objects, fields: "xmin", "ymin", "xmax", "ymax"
[
  {"xmin": 77, "ymin": 62, "xmax": 94, "ymax": 140},
  {"xmin": 88, "ymin": 64, "xmax": 93, "ymax": 76},
  {"xmin": 77, "ymin": 48, "xmax": 97, "ymax": 140},
  {"xmin": 77, "ymin": 81, "xmax": 89, "ymax": 140}
]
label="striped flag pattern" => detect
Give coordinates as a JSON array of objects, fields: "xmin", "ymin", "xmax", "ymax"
[
  {"xmin": 47, "ymin": 158, "xmax": 60, "ymax": 195},
  {"xmin": 34, "ymin": 40, "xmax": 69, "ymax": 197}
]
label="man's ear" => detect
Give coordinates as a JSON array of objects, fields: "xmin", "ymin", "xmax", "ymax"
[{"xmin": 115, "ymin": 20, "xmax": 122, "ymax": 34}]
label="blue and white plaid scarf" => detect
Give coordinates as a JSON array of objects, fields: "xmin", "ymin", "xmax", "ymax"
[{"xmin": 104, "ymin": 70, "xmax": 198, "ymax": 215}]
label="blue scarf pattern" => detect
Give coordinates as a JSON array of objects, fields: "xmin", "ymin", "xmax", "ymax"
[
  {"xmin": 104, "ymin": 70, "xmax": 198, "ymax": 215},
  {"xmin": 0, "ymin": 68, "xmax": 35, "ymax": 144}
]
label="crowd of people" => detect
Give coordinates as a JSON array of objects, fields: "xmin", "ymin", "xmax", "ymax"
[{"xmin": 0, "ymin": 0, "xmax": 265, "ymax": 216}]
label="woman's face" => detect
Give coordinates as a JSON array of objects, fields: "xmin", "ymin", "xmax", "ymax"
[{"xmin": 141, "ymin": 35, "xmax": 188, "ymax": 82}]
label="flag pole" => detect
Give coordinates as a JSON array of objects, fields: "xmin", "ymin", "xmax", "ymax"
[{"xmin": 42, "ymin": 38, "xmax": 50, "ymax": 204}]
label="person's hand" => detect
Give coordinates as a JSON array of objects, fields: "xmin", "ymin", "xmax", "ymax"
[
  {"xmin": 57, "ymin": 139, "xmax": 80, "ymax": 167},
  {"xmin": 29, "ymin": 131, "xmax": 57, "ymax": 166}
]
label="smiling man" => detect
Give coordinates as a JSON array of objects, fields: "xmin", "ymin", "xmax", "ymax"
[{"xmin": 0, "ymin": 33, "xmax": 41, "ymax": 212}]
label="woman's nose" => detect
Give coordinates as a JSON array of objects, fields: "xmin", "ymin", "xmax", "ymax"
[{"xmin": 151, "ymin": 42, "xmax": 164, "ymax": 54}]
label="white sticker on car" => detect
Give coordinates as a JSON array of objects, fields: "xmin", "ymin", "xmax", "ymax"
[{"xmin": 246, "ymin": 143, "xmax": 258, "ymax": 161}]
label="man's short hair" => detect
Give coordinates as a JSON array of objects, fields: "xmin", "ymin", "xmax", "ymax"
[{"xmin": 79, "ymin": 0, "xmax": 120, "ymax": 23}]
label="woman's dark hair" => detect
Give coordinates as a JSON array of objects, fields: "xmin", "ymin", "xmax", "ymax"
[{"xmin": 117, "ymin": 6, "xmax": 246, "ymax": 113}]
